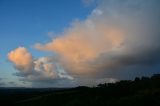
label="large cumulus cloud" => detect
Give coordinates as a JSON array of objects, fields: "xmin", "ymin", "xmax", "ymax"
[
  {"xmin": 35, "ymin": 0, "xmax": 160, "ymax": 78},
  {"xmin": 8, "ymin": 0, "xmax": 160, "ymax": 87}
]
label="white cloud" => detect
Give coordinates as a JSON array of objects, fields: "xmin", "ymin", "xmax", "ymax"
[{"xmin": 92, "ymin": 9, "xmax": 103, "ymax": 16}]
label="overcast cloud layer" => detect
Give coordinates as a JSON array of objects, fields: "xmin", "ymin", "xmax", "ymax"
[{"xmin": 8, "ymin": 0, "xmax": 160, "ymax": 87}]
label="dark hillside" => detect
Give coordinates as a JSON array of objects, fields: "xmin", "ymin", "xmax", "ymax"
[{"xmin": 1, "ymin": 74, "xmax": 160, "ymax": 106}]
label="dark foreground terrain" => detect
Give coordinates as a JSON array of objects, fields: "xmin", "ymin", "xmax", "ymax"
[{"xmin": 1, "ymin": 74, "xmax": 160, "ymax": 106}]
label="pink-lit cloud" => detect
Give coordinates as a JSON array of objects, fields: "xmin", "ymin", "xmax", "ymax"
[
  {"xmin": 8, "ymin": 0, "xmax": 160, "ymax": 87},
  {"xmin": 8, "ymin": 47, "xmax": 73, "ymax": 87}
]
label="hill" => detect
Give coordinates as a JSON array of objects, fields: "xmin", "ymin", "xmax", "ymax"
[{"xmin": 1, "ymin": 74, "xmax": 160, "ymax": 106}]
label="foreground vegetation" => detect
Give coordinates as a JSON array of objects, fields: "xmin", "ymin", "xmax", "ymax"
[{"xmin": 1, "ymin": 74, "xmax": 160, "ymax": 106}]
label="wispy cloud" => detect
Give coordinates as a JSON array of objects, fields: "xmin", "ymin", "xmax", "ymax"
[{"xmin": 82, "ymin": 0, "xmax": 95, "ymax": 7}]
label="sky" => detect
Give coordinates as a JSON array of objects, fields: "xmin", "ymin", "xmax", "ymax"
[{"xmin": 0, "ymin": 0, "xmax": 160, "ymax": 87}]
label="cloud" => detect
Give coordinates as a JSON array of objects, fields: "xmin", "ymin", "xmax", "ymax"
[
  {"xmin": 0, "ymin": 82, "xmax": 5, "ymax": 87},
  {"xmin": 35, "ymin": 21, "xmax": 125, "ymax": 76},
  {"xmin": 0, "ymin": 78, "xmax": 5, "ymax": 87},
  {"xmin": 82, "ymin": 0, "xmax": 95, "ymax": 7},
  {"xmin": 8, "ymin": 0, "xmax": 160, "ymax": 87},
  {"xmin": 8, "ymin": 47, "xmax": 73, "ymax": 87},
  {"xmin": 8, "ymin": 47, "xmax": 34, "ymax": 73},
  {"xmin": 35, "ymin": 0, "xmax": 160, "ymax": 80}
]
